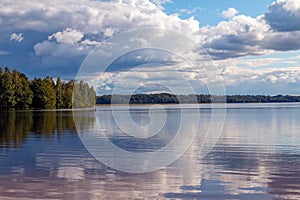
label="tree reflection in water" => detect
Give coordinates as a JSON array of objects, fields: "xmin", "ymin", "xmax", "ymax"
[
  {"xmin": 0, "ymin": 111, "xmax": 33, "ymax": 148},
  {"xmin": 0, "ymin": 110, "xmax": 93, "ymax": 149}
]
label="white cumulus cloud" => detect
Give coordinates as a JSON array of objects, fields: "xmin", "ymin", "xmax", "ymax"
[
  {"xmin": 48, "ymin": 28, "xmax": 84, "ymax": 44},
  {"xmin": 265, "ymin": 0, "xmax": 300, "ymax": 31},
  {"xmin": 0, "ymin": 0, "xmax": 200, "ymax": 59},
  {"xmin": 221, "ymin": 7, "xmax": 239, "ymax": 19},
  {"xmin": 2, "ymin": 0, "xmax": 300, "ymax": 61}
]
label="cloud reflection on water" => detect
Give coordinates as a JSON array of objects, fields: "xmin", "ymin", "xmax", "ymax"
[{"xmin": 0, "ymin": 105, "xmax": 299, "ymax": 199}]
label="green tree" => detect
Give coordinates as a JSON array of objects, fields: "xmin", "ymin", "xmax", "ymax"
[
  {"xmin": 63, "ymin": 80, "xmax": 74, "ymax": 109},
  {"xmin": 88, "ymin": 86, "xmax": 96, "ymax": 106},
  {"xmin": 31, "ymin": 77, "xmax": 56, "ymax": 109},
  {"xmin": 13, "ymin": 70, "xmax": 33, "ymax": 109},
  {"xmin": 43, "ymin": 77, "xmax": 56, "ymax": 109},
  {"xmin": 73, "ymin": 81, "xmax": 96, "ymax": 108},
  {"xmin": 0, "ymin": 67, "xmax": 16, "ymax": 108},
  {"xmin": 31, "ymin": 78, "xmax": 46, "ymax": 108}
]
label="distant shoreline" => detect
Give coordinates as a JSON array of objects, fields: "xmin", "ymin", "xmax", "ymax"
[
  {"xmin": 96, "ymin": 93, "xmax": 300, "ymax": 104},
  {"xmin": 95, "ymin": 102, "xmax": 300, "ymax": 105}
]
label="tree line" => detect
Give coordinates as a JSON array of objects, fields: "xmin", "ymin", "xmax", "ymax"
[
  {"xmin": 96, "ymin": 93, "xmax": 300, "ymax": 104},
  {"xmin": 0, "ymin": 67, "xmax": 95, "ymax": 109}
]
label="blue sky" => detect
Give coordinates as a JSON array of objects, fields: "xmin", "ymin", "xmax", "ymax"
[
  {"xmin": 163, "ymin": 0, "xmax": 275, "ymax": 26},
  {"xmin": 1, "ymin": 0, "xmax": 300, "ymax": 95}
]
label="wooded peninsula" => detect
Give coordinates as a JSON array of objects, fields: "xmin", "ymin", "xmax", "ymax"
[{"xmin": 0, "ymin": 67, "xmax": 95, "ymax": 109}]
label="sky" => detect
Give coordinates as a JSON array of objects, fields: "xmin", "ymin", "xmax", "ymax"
[{"xmin": 1, "ymin": 0, "xmax": 300, "ymax": 95}]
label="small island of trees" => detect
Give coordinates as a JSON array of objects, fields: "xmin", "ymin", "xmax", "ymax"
[{"xmin": 0, "ymin": 67, "xmax": 95, "ymax": 109}]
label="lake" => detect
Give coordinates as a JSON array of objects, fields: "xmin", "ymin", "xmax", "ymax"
[{"xmin": 0, "ymin": 103, "xmax": 300, "ymax": 199}]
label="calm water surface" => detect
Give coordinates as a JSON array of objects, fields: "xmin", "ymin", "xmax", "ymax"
[{"xmin": 0, "ymin": 103, "xmax": 300, "ymax": 199}]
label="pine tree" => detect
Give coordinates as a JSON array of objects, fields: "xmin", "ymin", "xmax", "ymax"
[
  {"xmin": 13, "ymin": 70, "xmax": 33, "ymax": 109},
  {"xmin": 43, "ymin": 77, "xmax": 56, "ymax": 109},
  {"xmin": 20, "ymin": 73, "xmax": 33, "ymax": 108},
  {"xmin": 31, "ymin": 78, "xmax": 46, "ymax": 108},
  {"xmin": 63, "ymin": 80, "xmax": 74, "ymax": 109},
  {"xmin": 1, "ymin": 67, "xmax": 16, "ymax": 108}
]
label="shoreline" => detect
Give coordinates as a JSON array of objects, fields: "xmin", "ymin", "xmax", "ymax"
[
  {"xmin": 95, "ymin": 102, "xmax": 300, "ymax": 105},
  {"xmin": 0, "ymin": 107, "xmax": 96, "ymax": 112},
  {"xmin": 2, "ymin": 102, "xmax": 300, "ymax": 111}
]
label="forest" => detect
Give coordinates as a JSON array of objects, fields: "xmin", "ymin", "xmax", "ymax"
[
  {"xmin": 96, "ymin": 93, "xmax": 300, "ymax": 104},
  {"xmin": 0, "ymin": 67, "xmax": 95, "ymax": 109}
]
